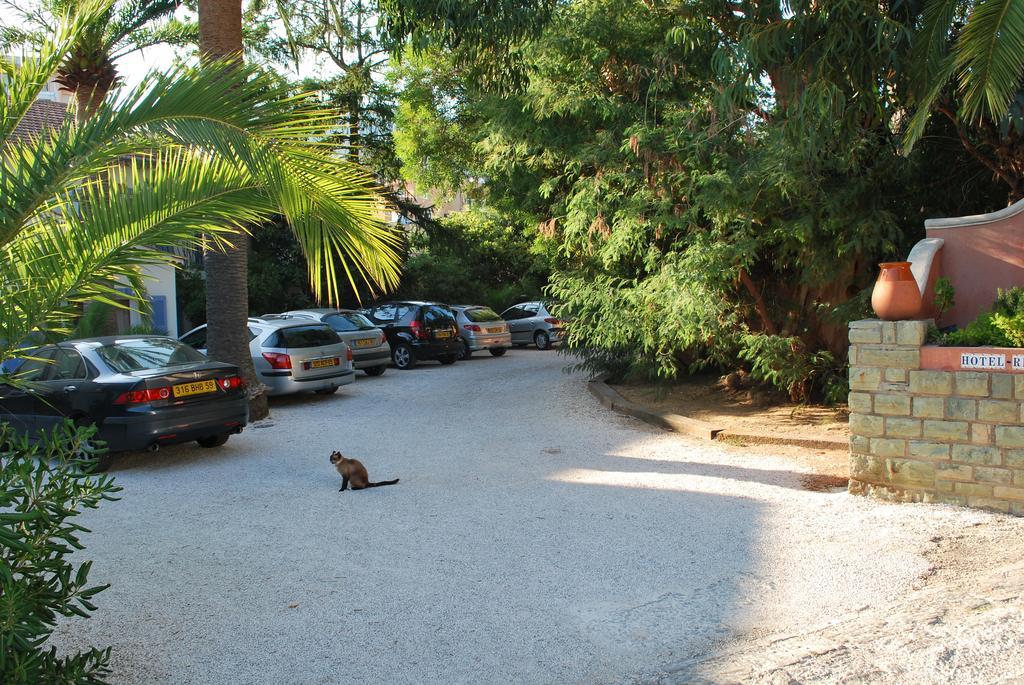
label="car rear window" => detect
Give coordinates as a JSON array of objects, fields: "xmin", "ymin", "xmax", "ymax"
[
  {"xmin": 463, "ymin": 307, "xmax": 502, "ymax": 323},
  {"xmin": 97, "ymin": 338, "xmax": 208, "ymax": 373},
  {"xmin": 422, "ymin": 306, "xmax": 455, "ymax": 327},
  {"xmin": 324, "ymin": 312, "xmax": 376, "ymax": 332},
  {"xmin": 265, "ymin": 325, "xmax": 340, "ymax": 348}
]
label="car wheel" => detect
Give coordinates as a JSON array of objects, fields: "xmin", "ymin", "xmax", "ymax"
[
  {"xmin": 489, "ymin": 347, "xmax": 507, "ymax": 357},
  {"xmin": 457, "ymin": 339, "xmax": 472, "ymax": 360},
  {"xmin": 315, "ymin": 386, "xmax": 339, "ymax": 395},
  {"xmin": 364, "ymin": 365, "xmax": 386, "ymax": 377},
  {"xmin": 438, "ymin": 354, "xmax": 458, "ymax": 365},
  {"xmin": 534, "ymin": 330, "xmax": 551, "ymax": 350},
  {"xmin": 392, "ymin": 343, "xmax": 416, "ymax": 370},
  {"xmin": 197, "ymin": 433, "xmax": 230, "ymax": 448}
]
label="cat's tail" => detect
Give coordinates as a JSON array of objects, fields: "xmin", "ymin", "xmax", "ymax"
[{"xmin": 367, "ymin": 478, "xmax": 400, "ymax": 488}]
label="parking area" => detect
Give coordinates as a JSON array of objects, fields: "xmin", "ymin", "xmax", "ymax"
[{"xmin": 51, "ymin": 350, "xmax": 1024, "ymax": 684}]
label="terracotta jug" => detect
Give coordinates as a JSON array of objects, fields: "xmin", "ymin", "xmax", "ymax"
[{"xmin": 871, "ymin": 262, "xmax": 922, "ymax": 321}]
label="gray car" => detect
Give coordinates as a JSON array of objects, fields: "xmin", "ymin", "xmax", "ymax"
[
  {"xmin": 448, "ymin": 305, "xmax": 512, "ymax": 359},
  {"xmin": 179, "ymin": 320, "xmax": 355, "ymax": 396},
  {"xmin": 276, "ymin": 309, "xmax": 391, "ymax": 376},
  {"xmin": 500, "ymin": 301, "xmax": 565, "ymax": 350}
]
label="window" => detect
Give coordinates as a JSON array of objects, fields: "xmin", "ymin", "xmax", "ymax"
[
  {"xmin": 370, "ymin": 304, "xmax": 397, "ymax": 323},
  {"xmin": 181, "ymin": 327, "xmax": 207, "ymax": 350},
  {"xmin": 7, "ymin": 348, "xmax": 55, "ymax": 381},
  {"xmin": 46, "ymin": 348, "xmax": 88, "ymax": 380},
  {"xmin": 324, "ymin": 312, "xmax": 375, "ymax": 332},
  {"xmin": 502, "ymin": 307, "xmax": 529, "ymax": 321},
  {"xmin": 395, "ymin": 304, "xmax": 415, "ymax": 322},
  {"xmin": 267, "ymin": 325, "xmax": 341, "ymax": 349},
  {"xmin": 463, "ymin": 307, "xmax": 502, "ymax": 323},
  {"xmin": 97, "ymin": 339, "xmax": 207, "ymax": 373},
  {"xmin": 522, "ymin": 303, "xmax": 539, "ymax": 315},
  {"xmin": 423, "ymin": 306, "xmax": 454, "ymax": 327}
]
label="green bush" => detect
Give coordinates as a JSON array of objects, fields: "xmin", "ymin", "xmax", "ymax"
[
  {"xmin": 738, "ymin": 333, "xmax": 847, "ymax": 404},
  {"xmin": 0, "ymin": 421, "xmax": 121, "ymax": 684},
  {"xmin": 930, "ymin": 287, "xmax": 1024, "ymax": 347}
]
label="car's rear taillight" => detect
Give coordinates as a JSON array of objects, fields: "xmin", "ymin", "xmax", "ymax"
[
  {"xmin": 262, "ymin": 352, "xmax": 292, "ymax": 369},
  {"xmin": 464, "ymin": 324, "xmax": 481, "ymax": 332},
  {"xmin": 410, "ymin": 320, "xmax": 427, "ymax": 340},
  {"xmin": 219, "ymin": 376, "xmax": 245, "ymax": 390},
  {"xmin": 346, "ymin": 347, "xmax": 353, "ymax": 362},
  {"xmin": 378, "ymin": 331, "xmax": 387, "ymax": 345},
  {"xmin": 544, "ymin": 318, "xmax": 562, "ymax": 325},
  {"xmin": 114, "ymin": 387, "xmax": 171, "ymax": 405}
]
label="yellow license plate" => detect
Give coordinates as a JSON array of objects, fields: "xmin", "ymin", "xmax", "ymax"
[
  {"xmin": 488, "ymin": 327, "xmax": 504, "ymax": 334},
  {"xmin": 355, "ymin": 338, "xmax": 376, "ymax": 347},
  {"xmin": 435, "ymin": 330, "xmax": 451, "ymax": 339},
  {"xmin": 173, "ymin": 379, "xmax": 217, "ymax": 398},
  {"xmin": 310, "ymin": 358, "xmax": 339, "ymax": 369}
]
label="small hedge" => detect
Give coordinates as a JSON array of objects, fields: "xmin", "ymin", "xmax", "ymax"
[{"xmin": 929, "ymin": 287, "xmax": 1024, "ymax": 347}]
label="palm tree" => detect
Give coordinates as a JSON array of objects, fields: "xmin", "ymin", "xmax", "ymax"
[
  {"xmin": 1, "ymin": 1, "xmax": 402, "ymax": 376},
  {"xmin": 1, "ymin": 0, "xmax": 182, "ymax": 121},
  {"xmin": 904, "ymin": 0, "xmax": 1024, "ymax": 199}
]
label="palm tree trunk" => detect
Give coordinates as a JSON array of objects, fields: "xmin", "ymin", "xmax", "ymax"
[
  {"xmin": 198, "ymin": 0, "xmax": 270, "ymax": 421},
  {"xmin": 74, "ymin": 86, "xmax": 106, "ymax": 125}
]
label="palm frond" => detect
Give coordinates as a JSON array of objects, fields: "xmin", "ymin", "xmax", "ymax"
[
  {"xmin": 0, "ymin": 149, "xmax": 268, "ymax": 357},
  {"xmin": 956, "ymin": 0, "xmax": 1024, "ymax": 123}
]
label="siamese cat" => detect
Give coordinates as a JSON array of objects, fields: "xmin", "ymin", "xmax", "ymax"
[{"xmin": 330, "ymin": 451, "xmax": 399, "ymax": 491}]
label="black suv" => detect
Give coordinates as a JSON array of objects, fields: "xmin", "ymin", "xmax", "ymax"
[{"xmin": 364, "ymin": 301, "xmax": 462, "ymax": 369}]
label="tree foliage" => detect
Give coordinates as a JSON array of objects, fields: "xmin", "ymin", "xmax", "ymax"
[{"xmin": 389, "ymin": 0, "xmax": 1011, "ymax": 399}]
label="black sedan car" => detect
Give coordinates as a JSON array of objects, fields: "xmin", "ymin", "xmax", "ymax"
[
  {"xmin": 363, "ymin": 301, "xmax": 463, "ymax": 369},
  {"xmin": 0, "ymin": 336, "xmax": 249, "ymax": 465}
]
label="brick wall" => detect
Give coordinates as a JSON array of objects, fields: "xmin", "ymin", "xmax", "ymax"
[{"xmin": 848, "ymin": 319, "xmax": 1024, "ymax": 514}]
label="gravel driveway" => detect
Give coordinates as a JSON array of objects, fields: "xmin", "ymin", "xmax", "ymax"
[{"xmin": 51, "ymin": 351, "xmax": 1024, "ymax": 684}]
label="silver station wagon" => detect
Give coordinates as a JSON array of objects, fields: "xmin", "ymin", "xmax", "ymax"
[
  {"xmin": 277, "ymin": 309, "xmax": 391, "ymax": 376},
  {"xmin": 180, "ymin": 320, "xmax": 355, "ymax": 396},
  {"xmin": 448, "ymin": 305, "xmax": 512, "ymax": 359},
  {"xmin": 499, "ymin": 301, "xmax": 565, "ymax": 350}
]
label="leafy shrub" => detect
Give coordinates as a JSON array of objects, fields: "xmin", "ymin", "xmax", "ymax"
[
  {"xmin": 0, "ymin": 421, "xmax": 121, "ymax": 684},
  {"xmin": 933, "ymin": 277, "xmax": 956, "ymax": 318},
  {"xmin": 739, "ymin": 333, "xmax": 847, "ymax": 404},
  {"xmin": 930, "ymin": 287, "xmax": 1024, "ymax": 347}
]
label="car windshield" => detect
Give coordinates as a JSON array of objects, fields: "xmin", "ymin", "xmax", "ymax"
[
  {"xmin": 324, "ymin": 312, "xmax": 376, "ymax": 332},
  {"xmin": 271, "ymin": 325, "xmax": 340, "ymax": 348},
  {"xmin": 463, "ymin": 307, "xmax": 502, "ymax": 323},
  {"xmin": 97, "ymin": 338, "xmax": 207, "ymax": 373}
]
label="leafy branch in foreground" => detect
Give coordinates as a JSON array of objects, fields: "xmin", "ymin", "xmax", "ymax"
[{"xmin": 0, "ymin": 422, "xmax": 122, "ymax": 685}]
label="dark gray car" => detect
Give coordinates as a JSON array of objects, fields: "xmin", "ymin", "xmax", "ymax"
[{"xmin": 500, "ymin": 301, "xmax": 565, "ymax": 350}]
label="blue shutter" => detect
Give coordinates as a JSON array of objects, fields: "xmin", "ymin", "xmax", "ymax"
[{"xmin": 150, "ymin": 295, "xmax": 168, "ymax": 334}]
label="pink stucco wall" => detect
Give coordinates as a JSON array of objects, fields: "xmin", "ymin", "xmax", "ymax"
[{"xmin": 925, "ymin": 199, "xmax": 1024, "ymax": 328}]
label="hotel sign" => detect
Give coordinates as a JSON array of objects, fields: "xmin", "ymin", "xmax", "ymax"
[{"xmin": 959, "ymin": 353, "xmax": 1024, "ymax": 370}]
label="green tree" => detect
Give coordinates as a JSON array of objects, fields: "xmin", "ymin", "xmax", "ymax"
[{"xmin": 389, "ymin": 0, "xmax": 1008, "ymax": 399}]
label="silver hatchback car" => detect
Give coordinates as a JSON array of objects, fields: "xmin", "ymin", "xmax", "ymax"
[
  {"xmin": 499, "ymin": 301, "xmax": 565, "ymax": 350},
  {"xmin": 276, "ymin": 309, "xmax": 391, "ymax": 376},
  {"xmin": 179, "ymin": 320, "xmax": 355, "ymax": 396},
  {"xmin": 448, "ymin": 305, "xmax": 512, "ymax": 359}
]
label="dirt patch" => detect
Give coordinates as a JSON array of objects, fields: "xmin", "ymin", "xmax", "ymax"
[
  {"xmin": 611, "ymin": 373, "xmax": 851, "ymax": 485},
  {"xmin": 799, "ymin": 474, "xmax": 850, "ymax": 491},
  {"xmin": 611, "ymin": 373, "xmax": 849, "ymax": 444}
]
